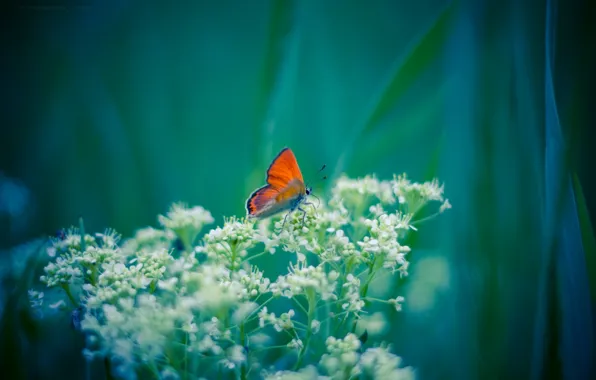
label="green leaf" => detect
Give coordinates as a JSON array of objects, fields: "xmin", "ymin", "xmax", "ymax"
[
  {"xmin": 334, "ymin": 1, "xmax": 458, "ymax": 179},
  {"xmin": 362, "ymin": 1, "xmax": 457, "ymax": 134},
  {"xmin": 572, "ymin": 173, "xmax": 596, "ymax": 300}
]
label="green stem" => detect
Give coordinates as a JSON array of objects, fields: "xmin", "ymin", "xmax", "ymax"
[
  {"xmin": 240, "ymin": 322, "xmax": 247, "ymax": 380},
  {"xmin": 334, "ymin": 258, "xmax": 354, "ymax": 314},
  {"xmin": 359, "ymin": 258, "xmax": 377, "ymax": 298},
  {"xmin": 352, "ymin": 257, "xmax": 378, "ymax": 333},
  {"xmin": 61, "ymin": 283, "xmax": 78, "ymax": 307},
  {"xmin": 411, "ymin": 210, "xmax": 441, "ymax": 226},
  {"xmin": 294, "ymin": 289, "xmax": 316, "ymax": 370},
  {"xmin": 229, "ymin": 242, "xmax": 238, "ymax": 271},
  {"xmin": 242, "ymin": 250, "xmax": 268, "ymax": 264},
  {"xmin": 90, "ymin": 265, "xmax": 98, "ymax": 286},
  {"xmin": 184, "ymin": 333, "xmax": 188, "ymax": 380},
  {"xmin": 104, "ymin": 358, "xmax": 115, "ymax": 380}
]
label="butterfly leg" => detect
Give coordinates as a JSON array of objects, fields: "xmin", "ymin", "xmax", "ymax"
[
  {"xmin": 298, "ymin": 207, "xmax": 308, "ymax": 228},
  {"xmin": 280, "ymin": 211, "xmax": 291, "ymax": 231}
]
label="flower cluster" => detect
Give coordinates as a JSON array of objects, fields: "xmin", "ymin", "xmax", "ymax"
[
  {"xmin": 30, "ymin": 173, "xmax": 449, "ymax": 379},
  {"xmin": 158, "ymin": 202, "xmax": 214, "ymax": 249}
]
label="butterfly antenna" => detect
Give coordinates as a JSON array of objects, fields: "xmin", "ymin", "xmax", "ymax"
[
  {"xmin": 310, "ymin": 192, "xmax": 321, "ymax": 208},
  {"xmin": 307, "ymin": 164, "xmax": 328, "ymax": 188}
]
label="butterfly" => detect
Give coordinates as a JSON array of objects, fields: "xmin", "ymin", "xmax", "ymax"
[{"xmin": 246, "ymin": 148, "xmax": 316, "ymax": 228}]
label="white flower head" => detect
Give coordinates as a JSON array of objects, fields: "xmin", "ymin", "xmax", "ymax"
[
  {"xmin": 389, "ymin": 296, "xmax": 405, "ymax": 312},
  {"xmin": 158, "ymin": 202, "xmax": 214, "ymax": 248},
  {"xmin": 159, "ymin": 202, "xmax": 214, "ymax": 231}
]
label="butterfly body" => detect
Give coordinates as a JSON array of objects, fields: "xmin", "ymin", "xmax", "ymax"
[{"xmin": 246, "ymin": 148, "xmax": 311, "ymax": 220}]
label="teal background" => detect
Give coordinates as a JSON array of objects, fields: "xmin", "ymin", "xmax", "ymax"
[{"xmin": 1, "ymin": 0, "xmax": 595, "ymax": 379}]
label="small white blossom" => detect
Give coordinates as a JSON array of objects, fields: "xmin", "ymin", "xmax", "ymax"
[
  {"xmin": 232, "ymin": 301, "xmax": 258, "ymax": 324},
  {"xmin": 158, "ymin": 203, "xmax": 214, "ymax": 231},
  {"xmin": 158, "ymin": 203, "xmax": 214, "ymax": 248},
  {"xmin": 40, "ymin": 253, "xmax": 83, "ymax": 287},
  {"xmin": 264, "ymin": 365, "xmax": 321, "ymax": 380},
  {"xmin": 311, "ymin": 320, "xmax": 321, "ymax": 335},
  {"xmin": 391, "ymin": 173, "xmax": 445, "ymax": 215},
  {"xmin": 28, "ymin": 290, "xmax": 44, "ymax": 310},
  {"xmin": 287, "ymin": 338, "xmax": 303, "ymax": 350},
  {"xmin": 341, "ymin": 274, "xmax": 365, "ymax": 315},
  {"xmin": 389, "ymin": 296, "xmax": 405, "ymax": 312},
  {"xmin": 94, "ymin": 228, "xmax": 121, "ymax": 249},
  {"xmin": 357, "ymin": 312, "xmax": 389, "ymax": 337},
  {"xmin": 202, "ymin": 217, "xmax": 256, "ymax": 268},
  {"xmin": 51, "ymin": 227, "xmax": 96, "ymax": 253},
  {"xmin": 440, "ymin": 199, "xmax": 452, "ymax": 213},
  {"xmin": 320, "ymin": 334, "xmax": 362, "ymax": 379},
  {"xmin": 359, "ymin": 346, "xmax": 415, "ymax": 380},
  {"xmin": 272, "ymin": 262, "xmax": 337, "ymax": 301}
]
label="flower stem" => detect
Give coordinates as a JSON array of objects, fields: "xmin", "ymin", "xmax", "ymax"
[
  {"xmin": 352, "ymin": 257, "xmax": 378, "ymax": 333},
  {"xmin": 104, "ymin": 357, "xmax": 115, "ymax": 380},
  {"xmin": 240, "ymin": 322, "xmax": 247, "ymax": 380},
  {"xmin": 184, "ymin": 333, "xmax": 189, "ymax": 380},
  {"xmin": 242, "ymin": 250, "xmax": 268, "ymax": 264},
  {"xmin": 61, "ymin": 283, "xmax": 78, "ymax": 307},
  {"xmin": 294, "ymin": 289, "xmax": 316, "ymax": 370}
]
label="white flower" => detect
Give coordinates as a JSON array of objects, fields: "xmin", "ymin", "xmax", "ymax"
[
  {"xmin": 331, "ymin": 175, "xmax": 396, "ymax": 214},
  {"xmin": 123, "ymin": 227, "xmax": 176, "ymax": 254},
  {"xmin": 224, "ymin": 345, "xmax": 246, "ymax": 367},
  {"xmin": 359, "ymin": 346, "xmax": 415, "ymax": 380},
  {"xmin": 318, "ymin": 229, "xmax": 361, "ymax": 264},
  {"xmin": 202, "ymin": 217, "xmax": 256, "ymax": 268},
  {"xmin": 28, "ymin": 290, "xmax": 44, "ymax": 310},
  {"xmin": 158, "ymin": 203, "xmax": 213, "ymax": 248},
  {"xmin": 94, "ymin": 228, "xmax": 121, "ymax": 249},
  {"xmin": 287, "ymin": 338, "xmax": 303, "ymax": 350},
  {"xmin": 440, "ymin": 199, "xmax": 452, "ymax": 213},
  {"xmin": 76, "ymin": 246, "xmax": 123, "ymax": 268},
  {"xmin": 35, "ymin": 171, "xmax": 450, "ymax": 378},
  {"xmin": 391, "ymin": 173, "xmax": 445, "ymax": 215},
  {"xmin": 186, "ymin": 264, "xmax": 242, "ymax": 312},
  {"xmin": 311, "ymin": 320, "xmax": 321, "ymax": 334},
  {"xmin": 273, "ymin": 262, "xmax": 337, "ymax": 301},
  {"xmin": 359, "ymin": 212, "xmax": 413, "ymax": 272},
  {"xmin": 264, "ymin": 365, "xmax": 321, "ymax": 380},
  {"xmin": 235, "ymin": 266, "xmax": 271, "ymax": 300},
  {"xmin": 160, "ymin": 367, "xmax": 181, "ymax": 380},
  {"xmin": 320, "ymin": 334, "xmax": 362, "ymax": 378},
  {"xmin": 40, "ymin": 253, "xmax": 83, "ymax": 287},
  {"xmin": 341, "ymin": 274, "xmax": 365, "ymax": 315},
  {"xmin": 357, "ymin": 312, "xmax": 389, "ymax": 337},
  {"xmin": 158, "ymin": 203, "xmax": 214, "ymax": 231},
  {"xmin": 389, "ymin": 296, "xmax": 405, "ymax": 312},
  {"xmin": 257, "ymin": 308, "xmax": 296, "ymax": 333},
  {"xmin": 51, "ymin": 227, "xmax": 96, "ymax": 253},
  {"xmin": 232, "ymin": 301, "xmax": 258, "ymax": 324}
]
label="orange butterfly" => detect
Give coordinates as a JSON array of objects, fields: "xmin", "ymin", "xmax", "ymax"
[{"xmin": 246, "ymin": 148, "xmax": 315, "ymax": 227}]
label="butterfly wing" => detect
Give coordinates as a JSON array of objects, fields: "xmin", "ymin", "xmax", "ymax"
[
  {"xmin": 246, "ymin": 148, "xmax": 306, "ymax": 218},
  {"xmin": 266, "ymin": 148, "xmax": 304, "ymax": 189},
  {"xmin": 246, "ymin": 185, "xmax": 278, "ymax": 217}
]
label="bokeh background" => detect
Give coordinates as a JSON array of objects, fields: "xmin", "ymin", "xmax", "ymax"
[{"xmin": 1, "ymin": 0, "xmax": 595, "ymax": 379}]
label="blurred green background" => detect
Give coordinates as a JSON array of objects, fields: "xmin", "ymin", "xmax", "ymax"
[{"xmin": 1, "ymin": 0, "xmax": 595, "ymax": 379}]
